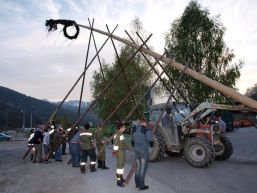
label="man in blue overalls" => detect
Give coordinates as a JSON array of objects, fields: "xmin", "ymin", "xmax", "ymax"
[{"xmin": 131, "ymin": 117, "xmax": 153, "ymax": 191}]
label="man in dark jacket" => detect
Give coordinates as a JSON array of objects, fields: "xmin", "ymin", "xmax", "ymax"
[
  {"xmin": 33, "ymin": 127, "xmax": 44, "ymax": 163},
  {"xmin": 131, "ymin": 117, "xmax": 153, "ymax": 191}
]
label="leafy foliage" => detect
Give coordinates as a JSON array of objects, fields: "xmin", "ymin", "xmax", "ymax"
[
  {"xmin": 245, "ymin": 83, "xmax": 257, "ymax": 101},
  {"xmin": 91, "ymin": 18, "xmax": 152, "ymax": 121},
  {"xmin": 165, "ymin": 1, "xmax": 243, "ymax": 103},
  {"xmin": 91, "ymin": 47, "xmax": 151, "ymax": 121}
]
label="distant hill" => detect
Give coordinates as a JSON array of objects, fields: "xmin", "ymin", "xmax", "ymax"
[
  {"xmin": 54, "ymin": 100, "xmax": 90, "ymax": 112},
  {"xmin": 0, "ymin": 86, "xmax": 100, "ymax": 130}
]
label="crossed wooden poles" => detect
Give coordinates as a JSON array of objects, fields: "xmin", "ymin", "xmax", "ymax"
[{"xmin": 23, "ymin": 19, "xmax": 257, "ymax": 184}]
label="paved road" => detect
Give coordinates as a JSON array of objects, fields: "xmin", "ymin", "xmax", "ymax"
[
  {"xmin": 0, "ymin": 127, "xmax": 257, "ymax": 193},
  {"xmin": 143, "ymin": 127, "xmax": 257, "ymax": 193}
]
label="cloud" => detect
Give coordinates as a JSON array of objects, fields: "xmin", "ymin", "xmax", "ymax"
[
  {"xmin": 38, "ymin": 0, "xmax": 61, "ymax": 18},
  {"xmin": 1, "ymin": 0, "xmax": 257, "ymax": 102}
]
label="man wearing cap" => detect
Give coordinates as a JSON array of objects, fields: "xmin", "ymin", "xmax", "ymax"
[
  {"xmin": 95, "ymin": 124, "xmax": 109, "ymax": 169},
  {"xmin": 131, "ymin": 117, "xmax": 153, "ymax": 191},
  {"xmin": 80, "ymin": 123, "xmax": 97, "ymax": 173}
]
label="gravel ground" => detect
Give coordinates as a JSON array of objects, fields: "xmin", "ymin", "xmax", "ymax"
[{"xmin": 0, "ymin": 127, "xmax": 257, "ymax": 193}]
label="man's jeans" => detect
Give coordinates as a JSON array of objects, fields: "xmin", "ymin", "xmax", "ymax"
[
  {"xmin": 54, "ymin": 146, "xmax": 62, "ymax": 161},
  {"xmin": 70, "ymin": 143, "xmax": 80, "ymax": 167},
  {"xmin": 33, "ymin": 144, "xmax": 42, "ymax": 162},
  {"xmin": 135, "ymin": 151, "xmax": 149, "ymax": 187}
]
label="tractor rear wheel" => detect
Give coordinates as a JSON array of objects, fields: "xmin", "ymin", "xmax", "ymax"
[
  {"xmin": 149, "ymin": 128, "xmax": 165, "ymax": 162},
  {"xmin": 215, "ymin": 136, "xmax": 233, "ymax": 161},
  {"xmin": 184, "ymin": 137, "xmax": 215, "ymax": 168}
]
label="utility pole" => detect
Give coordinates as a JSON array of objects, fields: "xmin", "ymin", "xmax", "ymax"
[
  {"xmin": 5, "ymin": 112, "xmax": 8, "ymax": 131},
  {"xmin": 30, "ymin": 112, "xmax": 33, "ymax": 128},
  {"xmin": 21, "ymin": 110, "xmax": 25, "ymax": 130}
]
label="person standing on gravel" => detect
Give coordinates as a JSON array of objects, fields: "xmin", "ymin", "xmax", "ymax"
[
  {"xmin": 43, "ymin": 127, "xmax": 50, "ymax": 163},
  {"xmin": 113, "ymin": 122, "xmax": 127, "ymax": 187},
  {"xmin": 95, "ymin": 124, "xmax": 109, "ymax": 170},
  {"xmin": 69, "ymin": 126, "xmax": 81, "ymax": 168},
  {"xmin": 52, "ymin": 126, "xmax": 63, "ymax": 162},
  {"xmin": 131, "ymin": 117, "xmax": 153, "ymax": 191},
  {"xmin": 80, "ymin": 123, "xmax": 97, "ymax": 173},
  {"xmin": 33, "ymin": 127, "xmax": 44, "ymax": 163},
  {"xmin": 28, "ymin": 128, "xmax": 35, "ymax": 161}
]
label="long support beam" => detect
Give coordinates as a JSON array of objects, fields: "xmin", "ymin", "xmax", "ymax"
[
  {"xmin": 78, "ymin": 18, "xmax": 94, "ymax": 118},
  {"xmin": 125, "ymin": 30, "xmax": 178, "ymax": 102},
  {"xmin": 135, "ymin": 33, "xmax": 189, "ymax": 103},
  {"xmin": 102, "ymin": 52, "xmax": 167, "ymax": 125},
  {"xmin": 70, "ymin": 34, "xmax": 152, "ymax": 128},
  {"xmin": 106, "ymin": 25, "xmax": 141, "ymax": 116},
  {"xmin": 89, "ymin": 21, "xmax": 121, "ymax": 122},
  {"xmin": 45, "ymin": 24, "xmax": 118, "ymax": 127},
  {"xmin": 95, "ymin": 52, "xmax": 167, "ymax": 159}
]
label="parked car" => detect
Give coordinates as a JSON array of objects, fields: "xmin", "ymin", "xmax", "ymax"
[{"xmin": 0, "ymin": 133, "xmax": 12, "ymax": 141}]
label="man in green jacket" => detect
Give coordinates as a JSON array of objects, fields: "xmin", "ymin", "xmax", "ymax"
[
  {"xmin": 113, "ymin": 122, "xmax": 127, "ymax": 187},
  {"xmin": 95, "ymin": 124, "xmax": 109, "ymax": 169},
  {"xmin": 80, "ymin": 123, "xmax": 97, "ymax": 173}
]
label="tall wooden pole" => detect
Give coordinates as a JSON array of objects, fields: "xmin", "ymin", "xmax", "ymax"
[{"xmin": 77, "ymin": 23, "xmax": 257, "ymax": 110}]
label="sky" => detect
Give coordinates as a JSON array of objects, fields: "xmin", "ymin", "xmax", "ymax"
[{"xmin": 0, "ymin": 0, "xmax": 257, "ymax": 102}]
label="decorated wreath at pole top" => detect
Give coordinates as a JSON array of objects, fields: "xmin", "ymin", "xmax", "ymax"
[{"xmin": 45, "ymin": 19, "xmax": 80, "ymax": 40}]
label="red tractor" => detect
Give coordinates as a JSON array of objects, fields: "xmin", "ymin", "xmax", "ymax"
[{"xmin": 147, "ymin": 102, "xmax": 257, "ymax": 168}]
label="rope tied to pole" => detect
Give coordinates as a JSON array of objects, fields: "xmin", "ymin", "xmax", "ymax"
[{"xmin": 45, "ymin": 19, "xmax": 80, "ymax": 39}]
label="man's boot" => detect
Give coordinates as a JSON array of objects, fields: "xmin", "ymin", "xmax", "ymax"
[
  {"xmin": 97, "ymin": 160, "xmax": 103, "ymax": 169},
  {"xmin": 102, "ymin": 160, "xmax": 109, "ymax": 170},
  {"xmin": 116, "ymin": 174, "xmax": 125, "ymax": 187},
  {"xmin": 80, "ymin": 163, "xmax": 86, "ymax": 173},
  {"xmin": 139, "ymin": 185, "xmax": 149, "ymax": 191},
  {"xmin": 90, "ymin": 164, "xmax": 97, "ymax": 172}
]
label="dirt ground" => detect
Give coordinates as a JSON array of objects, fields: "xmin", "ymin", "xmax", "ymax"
[{"xmin": 1, "ymin": 128, "xmax": 257, "ymax": 193}]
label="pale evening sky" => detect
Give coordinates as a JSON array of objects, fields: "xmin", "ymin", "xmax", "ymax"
[{"xmin": 0, "ymin": 0, "xmax": 257, "ymax": 102}]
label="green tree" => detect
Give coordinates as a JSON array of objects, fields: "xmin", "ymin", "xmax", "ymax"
[
  {"xmin": 165, "ymin": 1, "xmax": 243, "ymax": 104},
  {"xmin": 245, "ymin": 83, "xmax": 257, "ymax": 101},
  {"xmin": 54, "ymin": 114, "xmax": 72, "ymax": 128},
  {"xmin": 91, "ymin": 18, "xmax": 152, "ymax": 121}
]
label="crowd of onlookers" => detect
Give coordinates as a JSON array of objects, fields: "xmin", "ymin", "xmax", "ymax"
[
  {"xmin": 28, "ymin": 125, "xmax": 67, "ymax": 164},
  {"xmin": 26, "ymin": 118, "xmax": 155, "ymax": 191}
]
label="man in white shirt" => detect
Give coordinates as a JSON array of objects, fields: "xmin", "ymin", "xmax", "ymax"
[{"xmin": 43, "ymin": 127, "xmax": 50, "ymax": 163}]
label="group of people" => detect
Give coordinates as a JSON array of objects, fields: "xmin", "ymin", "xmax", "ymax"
[
  {"xmin": 68, "ymin": 123, "xmax": 109, "ymax": 173},
  {"xmin": 28, "ymin": 125, "xmax": 66, "ymax": 164},
  {"xmin": 26, "ymin": 117, "xmax": 154, "ymax": 191}
]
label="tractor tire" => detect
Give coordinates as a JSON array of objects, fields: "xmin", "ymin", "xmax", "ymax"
[
  {"xmin": 215, "ymin": 136, "xmax": 233, "ymax": 161},
  {"xmin": 149, "ymin": 128, "xmax": 165, "ymax": 162},
  {"xmin": 184, "ymin": 137, "xmax": 215, "ymax": 168}
]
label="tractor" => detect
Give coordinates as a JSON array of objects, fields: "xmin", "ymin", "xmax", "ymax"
[{"xmin": 147, "ymin": 102, "xmax": 257, "ymax": 168}]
